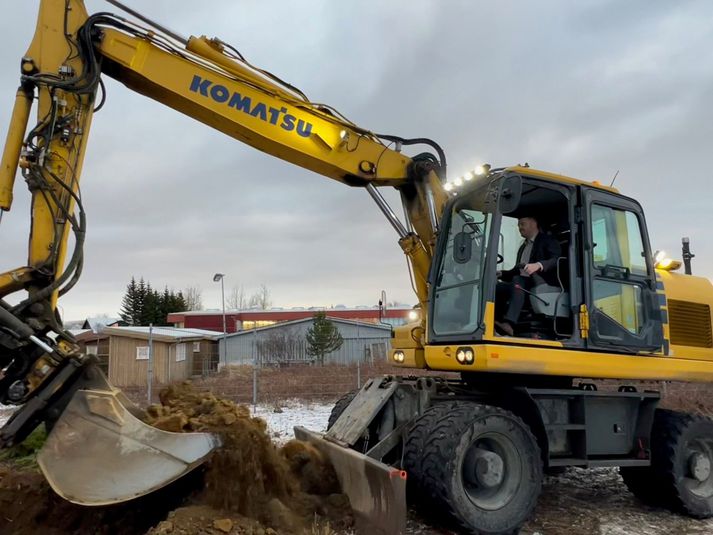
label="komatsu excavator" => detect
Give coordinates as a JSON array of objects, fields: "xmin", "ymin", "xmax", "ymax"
[{"xmin": 3, "ymin": 1, "xmax": 713, "ymax": 534}]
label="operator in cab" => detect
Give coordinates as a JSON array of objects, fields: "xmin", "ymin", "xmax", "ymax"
[{"xmin": 495, "ymin": 216, "xmax": 561, "ymax": 336}]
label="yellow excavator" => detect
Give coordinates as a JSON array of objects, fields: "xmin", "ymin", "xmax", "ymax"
[{"xmin": 2, "ymin": 1, "xmax": 713, "ymax": 534}]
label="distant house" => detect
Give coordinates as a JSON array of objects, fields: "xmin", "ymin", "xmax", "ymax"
[
  {"xmin": 222, "ymin": 317, "xmax": 391, "ymax": 366},
  {"xmin": 81, "ymin": 316, "xmax": 125, "ymax": 333},
  {"xmin": 168, "ymin": 305, "xmax": 416, "ymax": 333},
  {"xmin": 76, "ymin": 326, "xmax": 221, "ymax": 387}
]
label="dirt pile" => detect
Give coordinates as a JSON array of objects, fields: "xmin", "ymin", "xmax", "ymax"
[
  {"xmin": 0, "ymin": 382, "xmax": 353, "ymax": 535},
  {"xmin": 0, "ymin": 463, "xmax": 203, "ymax": 535},
  {"xmin": 145, "ymin": 382, "xmax": 352, "ymax": 534}
]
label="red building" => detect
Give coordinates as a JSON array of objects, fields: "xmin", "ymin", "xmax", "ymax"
[{"xmin": 167, "ymin": 306, "xmax": 416, "ymax": 333}]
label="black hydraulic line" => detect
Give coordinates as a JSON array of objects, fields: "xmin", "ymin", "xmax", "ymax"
[{"xmin": 375, "ymin": 134, "xmax": 447, "ymax": 180}]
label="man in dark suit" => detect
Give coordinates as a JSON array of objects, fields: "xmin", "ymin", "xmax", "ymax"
[{"xmin": 495, "ymin": 216, "xmax": 561, "ymax": 336}]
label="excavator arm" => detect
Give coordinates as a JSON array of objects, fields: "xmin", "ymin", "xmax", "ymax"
[{"xmin": 0, "ymin": 0, "xmax": 446, "ymax": 519}]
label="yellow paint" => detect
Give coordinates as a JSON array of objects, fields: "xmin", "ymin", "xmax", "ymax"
[
  {"xmin": 507, "ymin": 166, "xmax": 619, "ymax": 193},
  {"xmin": 481, "ymin": 300, "xmax": 564, "ymax": 348},
  {"xmin": 423, "ymin": 344, "xmax": 713, "ymax": 382},
  {"xmin": 0, "ymin": 0, "xmax": 96, "ymax": 307},
  {"xmin": 0, "ymin": 88, "xmax": 33, "ymax": 210},
  {"xmin": 390, "ymin": 348, "xmax": 425, "ymax": 368},
  {"xmin": 99, "ymin": 29, "xmax": 412, "ymax": 187}
]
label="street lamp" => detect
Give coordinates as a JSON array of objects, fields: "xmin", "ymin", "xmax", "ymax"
[{"xmin": 213, "ymin": 273, "xmax": 227, "ymax": 369}]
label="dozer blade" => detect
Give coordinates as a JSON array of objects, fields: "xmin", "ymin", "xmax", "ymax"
[
  {"xmin": 294, "ymin": 426, "xmax": 407, "ymax": 535},
  {"xmin": 37, "ymin": 381, "xmax": 219, "ymax": 505}
]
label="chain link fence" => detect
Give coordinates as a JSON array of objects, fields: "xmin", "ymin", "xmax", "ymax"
[{"xmin": 121, "ymin": 361, "xmax": 456, "ymax": 406}]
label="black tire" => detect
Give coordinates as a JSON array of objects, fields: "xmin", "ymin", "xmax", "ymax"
[
  {"xmin": 649, "ymin": 409, "xmax": 713, "ymax": 518},
  {"xmin": 420, "ymin": 402, "xmax": 543, "ymax": 535},
  {"xmin": 327, "ymin": 390, "xmax": 358, "ymax": 430},
  {"xmin": 404, "ymin": 402, "xmax": 457, "ymax": 505},
  {"xmin": 619, "ymin": 465, "xmax": 663, "ymax": 507}
]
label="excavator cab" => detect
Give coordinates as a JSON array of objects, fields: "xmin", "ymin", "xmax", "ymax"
[{"xmin": 428, "ymin": 169, "xmax": 664, "ymax": 353}]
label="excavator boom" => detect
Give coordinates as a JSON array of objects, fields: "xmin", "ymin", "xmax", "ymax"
[{"xmin": 0, "ymin": 0, "xmax": 444, "ymax": 524}]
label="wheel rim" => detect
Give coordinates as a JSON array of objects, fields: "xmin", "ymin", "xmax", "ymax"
[
  {"xmin": 461, "ymin": 431, "xmax": 522, "ymax": 511},
  {"xmin": 683, "ymin": 437, "xmax": 713, "ymax": 499}
]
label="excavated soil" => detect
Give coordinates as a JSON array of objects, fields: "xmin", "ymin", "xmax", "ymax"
[{"xmin": 0, "ymin": 383, "xmax": 353, "ymax": 535}]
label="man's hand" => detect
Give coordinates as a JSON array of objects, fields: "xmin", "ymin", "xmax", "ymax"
[{"xmin": 522, "ymin": 262, "xmax": 542, "ymax": 276}]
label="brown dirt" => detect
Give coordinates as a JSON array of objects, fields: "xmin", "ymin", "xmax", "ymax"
[{"xmin": 0, "ymin": 382, "xmax": 354, "ymax": 535}]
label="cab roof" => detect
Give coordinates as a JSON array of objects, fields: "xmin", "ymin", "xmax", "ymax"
[{"xmin": 506, "ymin": 165, "xmax": 620, "ymax": 194}]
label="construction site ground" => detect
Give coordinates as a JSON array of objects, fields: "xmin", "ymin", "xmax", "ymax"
[{"xmin": 2, "ymin": 375, "xmax": 713, "ymax": 534}]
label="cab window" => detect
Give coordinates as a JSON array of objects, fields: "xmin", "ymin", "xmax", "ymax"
[
  {"xmin": 591, "ymin": 204, "xmax": 647, "ymax": 276},
  {"xmin": 590, "ymin": 203, "xmax": 649, "ymax": 336}
]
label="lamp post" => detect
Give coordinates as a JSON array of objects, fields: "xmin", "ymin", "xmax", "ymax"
[{"xmin": 213, "ymin": 273, "xmax": 227, "ymax": 369}]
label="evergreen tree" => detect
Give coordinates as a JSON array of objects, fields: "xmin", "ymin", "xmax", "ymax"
[
  {"xmin": 305, "ymin": 312, "xmax": 344, "ymax": 365},
  {"xmin": 174, "ymin": 291, "xmax": 187, "ymax": 313},
  {"xmin": 141, "ymin": 284, "xmax": 162, "ymax": 326},
  {"xmin": 119, "ymin": 278, "xmax": 190, "ymax": 326},
  {"xmin": 136, "ymin": 278, "xmax": 147, "ymax": 324},
  {"xmin": 119, "ymin": 277, "xmax": 139, "ymax": 325},
  {"xmin": 161, "ymin": 287, "xmax": 171, "ymax": 323}
]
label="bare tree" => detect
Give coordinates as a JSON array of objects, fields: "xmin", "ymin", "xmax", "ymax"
[
  {"xmin": 248, "ymin": 283, "xmax": 272, "ymax": 310},
  {"xmin": 183, "ymin": 286, "xmax": 203, "ymax": 311},
  {"xmin": 256, "ymin": 328, "xmax": 306, "ymax": 365},
  {"xmin": 227, "ymin": 285, "xmax": 247, "ymax": 310}
]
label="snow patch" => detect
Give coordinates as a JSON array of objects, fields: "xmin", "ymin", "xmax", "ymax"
[
  {"xmin": 0, "ymin": 405, "xmax": 13, "ymax": 428},
  {"xmin": 250, "ymin": 399, "xmax": 333, "ymax": 445}
]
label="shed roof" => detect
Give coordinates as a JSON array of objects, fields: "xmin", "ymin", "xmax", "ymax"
[
  {"xmin": 170, "ymin": 305, "xmax": 413, "ymax": 316},
  {"xmin": 102, "ymin": 326, "xmax": 222, "ymax": 342},
  {"xmin": 225, "ymin": 316, "xmax": 391, "ymax": 338}
]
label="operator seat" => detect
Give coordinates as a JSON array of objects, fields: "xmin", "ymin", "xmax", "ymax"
[{"xmin": 529, "ymin": 272, "xmax": 570, "ymax": 318}]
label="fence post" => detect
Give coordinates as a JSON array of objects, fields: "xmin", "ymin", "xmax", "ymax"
[
  {"xmin": 147, "ymin": 323, "xmax": 154, "ymax": 404},
  {"xmin": 252, "ymin": 366, "xmax": 258, "ymax": 410},
  {"xmin": 252, "ymin": 327, "xmax": 259, "ymax": 410}
]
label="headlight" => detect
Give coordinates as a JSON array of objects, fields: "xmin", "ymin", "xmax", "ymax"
[
  {"xmin": 393, "ymin": 351, "xmax": 405, "ymax": 363},
  {"xmin": 456, "ymin": 347, "xmax": 474, "ymax": 365}
]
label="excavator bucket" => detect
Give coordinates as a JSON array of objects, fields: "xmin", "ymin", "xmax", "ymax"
[
  {"xmin": 294, "ymin": 426, "xmax": 407, "ymax": 535},
  {"xmin": 37, "ymin": 370, "xmax": 219, "ymax": 505}
]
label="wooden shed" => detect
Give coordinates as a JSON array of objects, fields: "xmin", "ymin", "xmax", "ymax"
[
  {"xmin": 75, "ymin": 330, "xmax": 110, "ymax": 376},
  {"xmin": 87, "ymin": 326, "xmax": 221, "ymax": 387}
]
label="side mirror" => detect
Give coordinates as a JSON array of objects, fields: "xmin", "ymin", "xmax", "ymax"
[{"xmin": 453, "ymin": 231, "xmax": 472, "ymax": 264}]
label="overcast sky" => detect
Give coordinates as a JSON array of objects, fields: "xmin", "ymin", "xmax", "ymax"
[{"xmin": 1, "ymin": 0, "xmax": 712, "ymax": 321}]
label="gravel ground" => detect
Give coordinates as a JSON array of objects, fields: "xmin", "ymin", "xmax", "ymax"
[
  {"xmin": 255, "ymin": 400, "xmax": 713, "ymax": 535},
  {"xmin": 4, "ymin": 399, "xmax": 713, "ymax": 534}
]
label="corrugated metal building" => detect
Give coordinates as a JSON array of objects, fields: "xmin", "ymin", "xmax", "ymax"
[
  {"xmin": 168, "ymin": 306, "xmax": 416, "ymax": 333},
  {"xmin": 222, "ymin": 317, "xmax": 391, "ymax": 366}
]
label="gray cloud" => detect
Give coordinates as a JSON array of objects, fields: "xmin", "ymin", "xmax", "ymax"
[{"xmin": 1, "ymin": 0, "xmax": 713, "ymax": 319}]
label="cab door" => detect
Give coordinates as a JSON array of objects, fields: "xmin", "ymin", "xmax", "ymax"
[{"xmin": 582, "ymin": 189, "xmax": 663, "ymax": 353}]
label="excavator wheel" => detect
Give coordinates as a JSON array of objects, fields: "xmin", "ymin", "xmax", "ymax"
[
  {"xmin": 419, "ymin": 401, "xmax": 542, "ymax": 535},
  {"xmin": 403, "ymin": 402, "xmax": 456, "ymax": 506},
  {"xmin": 649, "ymin": 409, "xmax": 713, "ymax": 518},
  {"xmin": 619, "ymin": 465, "xmax": 663, "ymax": 507},
  {"xmin": 327, "ymin": 389, "xmax": 359, "ymax": 430}
]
